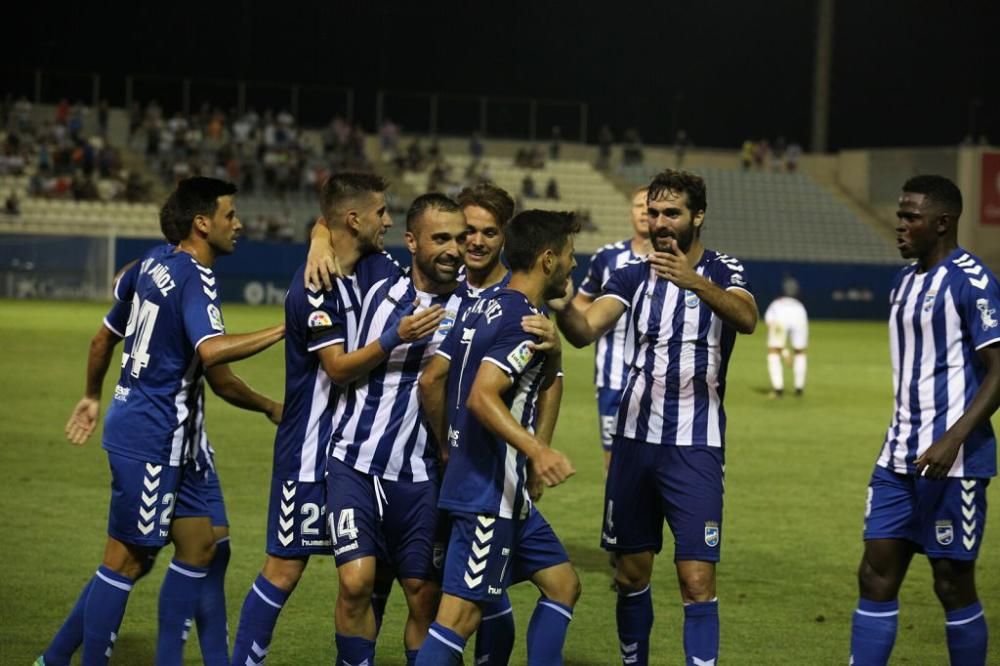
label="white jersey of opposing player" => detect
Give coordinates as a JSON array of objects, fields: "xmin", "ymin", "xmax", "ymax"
[{"xmin": 765, "ymin": 297, "xmax": 808, "ymax": 350}]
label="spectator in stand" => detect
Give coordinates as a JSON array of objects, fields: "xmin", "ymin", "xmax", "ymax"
[
  {"xmin": 674, "ymin": 129, "xmax": 689, "ymax": 167},
  {"xmin": 545, "ymin": 177, "xmax": 560, "ymax": 200},
  {"xmin": 406, "ymin": 138, "xmax": 425, "ymax": 171},
  {"xmin": 522, "ymin": 172, "xmax": 537, "ymax": 198},
  {"xmin": 785, "ymin": 142, "xmax": 802, "ymax": 172},
  {"xmin": 597, "ymin": 124, "xmax": 614, "ymax": 170},
  {"xmin": 752, "ymin": 139, "xmax": 770, "ymax": 170},
  {"xmin": 379, "ymin": 117, "xmax": 400, "ymax": 161},
  {"xmin": 550, "ymin": 125, "xmax": 562, "ymax": 160},
  {"xmin": 622, "ymin": 127, "xmax": 643, "ymax": 166},
  {"xmin": 469, "ymin": 132, "xmax": 484, "ymax": 160},
  {"xmin": 740, "ymin": 140, "xmax": 754, "ymax": 170},
  {"xmin": 5, "ymin": 190, "xmax": 20, "ymax": 215}
]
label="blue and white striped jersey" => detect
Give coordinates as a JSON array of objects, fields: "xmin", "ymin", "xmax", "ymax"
[
  {"xmin": 599, "ymin": 249, "xmax": 754, "ymax": 447},
  {"xmin": 328, "ymin": 273, "xmax": 463, "ymax": 483},
  {"xmin": 579, "ymin": 240, "xmax": 640, "ymax": 390},
  {"xmin": 877, "ymin": 249, "xmax": 1000, "ymax": 478},
  {"xmin": 103, "ymin": 245, "xmax": 225, "ymax": 466},
  {"xmin": 103, "ymin": 257, "xmax": 215, "ymax": 474},
  {"xmin": 437, "ymin": 289, "xmax": 547, "ymax": 519},
  {"xmin": 275, "ymin": 254, "xmax": 403, "ymax": 482}
]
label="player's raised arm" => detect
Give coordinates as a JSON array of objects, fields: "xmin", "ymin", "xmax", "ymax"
[
  {"xmin": 316, "ymin": 303, "xmax": 444, "ymax": 385},
  {"xmin": 649, "ymin": 239, "xmax": 758, "ymax": 334},
  {"xmin": 197, "ymin": 324, "xmax": 285, "ymax": 368},
  {"xmin": 204, "ymin": 363, "xmax": 283, "ymax": 425},
  {"xmin": 467, "ymin": 362, "xmax": 575, "ymax": 487}
]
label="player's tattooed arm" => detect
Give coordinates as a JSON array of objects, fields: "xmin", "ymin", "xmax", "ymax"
[
  {"xmin": 305, "ymin": 217, "xmax": 342, "ymax": 291},
  {"xmin": 66, "ymin": 324, "xmax": 122, "ymax": 445},
  {"xmin": 316, "ymin": 304, "xmax": 444, "ymax": 385},
  {"xmin": 205, "ymin": 363, "xmax": 283, "ymax": 425},
  {"xmin": 198, "ymin": 324, "xmax": 285, "ymax": 368},
  {"xmin": 917, "ymin": 343, "xmax": 1000, "ymax": 479},
  {"xmin": 417, "ymin": 354, "xmax": 451, "ymax": 465},
  {"xmin": 468, "ymin": 364, "xmax": 575, "ymax": 488}
]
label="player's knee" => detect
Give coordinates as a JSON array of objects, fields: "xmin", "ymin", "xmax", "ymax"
[
  {"xmin": 857, "ymin": 557, "xmax": 899, "ymax": 601},
  {"xmin": 262, "ymin": 556, "xmax": 306, "ymax": 592},
  {"xmin": 537, "ymin": 564, "xmax": 581, "ymax": 607},
  {"xmin": 614, "ymin": 568, "xmax": 651, "ymax": 593},
  {"xmin": 338, "ymin": 565, "xmax": 375, "ymax": 605},
  {"xmin": 401, "ymin": 578, "xmax": 440, "ymax": 617},
  {"xmin": 678, "ymin": 569, "xmax": 715, "ymax": 603},
  {"xmin": 931, "ymin": 562, "xmax": 977, "ymax": 610},
  {"xmin": 181, "ymin": 537, "xmax": 216, "ymax": 568}
]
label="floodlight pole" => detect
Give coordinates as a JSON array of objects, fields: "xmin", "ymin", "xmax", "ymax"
[{"xmin": 810, "ymin": 0, "xmax": 834, "ymax": 153}]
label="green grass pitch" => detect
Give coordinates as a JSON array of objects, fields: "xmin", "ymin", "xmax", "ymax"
[{"xmin": 1, "ymin": 300, "xmax": 997, "ymax": 664}]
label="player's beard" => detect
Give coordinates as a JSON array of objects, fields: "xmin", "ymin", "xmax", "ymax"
[
  {"xmin": 652, "ymin": 223, "xmax": 695, "ymax": 254},
  {"xmin": 416, "ymin": 251, "xmax": 461, "ymax": 285}
]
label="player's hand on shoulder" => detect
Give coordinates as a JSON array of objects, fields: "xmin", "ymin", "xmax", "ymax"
[
  {"xmin": 65, "ymin": 396, "xmax": 100, "ymax": 446},
  {"xmin": 546, "ymin": 277, "xmax": 575, "ymax": 312},
  {"xmin": 530, "ymin": 445, "xmax": 575, "ymax": 487},
  {"xmin": 267, "ymin": 401, "xmax": 284, "ymax": 426},
  {"xmin": 398, "ymin": 302, "xmax": 445, "ymax": 343},
  {"xmin": 305, "ymin": 241, "xmax": 342, "ymax": 291},
  {"xmin": 522, "ymin": 313, "xmax": 560, "ymax": 354}
]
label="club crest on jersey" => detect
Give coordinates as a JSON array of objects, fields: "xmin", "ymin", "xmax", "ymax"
[
  {"xmin": 684, "ymin": 290, "xmax": 700, "ymax": 308},
  {"xmin": 308, "ymin": 310, "xmax": 333, "ymax": 329},
  {"xmin": 207, "ymin": 304, "xmax": 225, "ymax": 332},
  {"xmin": 922, "ymin": 290, "xmax": 937, "ymax": 313},
  {"xmin": 438, "ymin": 309, "xmax": 457, "ymax": 333},
  {"xmin": 976, "ymin": 298, "xmax": 998, "ymax": 330},
  {"xmin": 936, "ymin": 520, "xmax": 954, "ymax": 546},
  {"xmin": 506, "ymin": 340, "xmax": 534, "ymax": 373},
  {"xmin": 704, "ymin": 522, "xmax": 720, "ymax": 547}
]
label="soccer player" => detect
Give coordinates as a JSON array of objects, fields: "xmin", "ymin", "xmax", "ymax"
[
  {"xmin": 763, "ymin": 279, "xmax": 808, "ymax": 398},
  {"xmin": 849, "ymin": 175, "xmax": 999, "ymax": 666},
  {"xmin": 552, "ymin": 169, "xmax": 758, "ymax": 666},
  {"xmin": 38, "ymin": 177, "xmax": 284, "ymax": 666},
  {"xmin": 574, "ymin": 186, "xmax": 651, "ymax": 472},
  {"xmin": 48, "ymin": 249, "xmax": 281, "ymax": 666},
  {"xmin": 229, "ymin": 172, "xmax": 407, "ymax": 666},
  {"xmin": 414, "ymin": 209, "xmax": 581, "ymax": 666},
  {"xmin": 324, "ymin": 193, "xmax": 468, "ymax": 666}
]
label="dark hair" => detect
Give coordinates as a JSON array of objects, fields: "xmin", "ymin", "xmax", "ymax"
[
  {"xmin": 456, "ymin": 182, "xmax": 515, "ymax": 228},
  {"xmin": 503, "ymin": 210, "xmax": 581, "ymax": 272},
  {"xmin": 406, "ymin": 192, "xmax": 462, "ymax": 232},
  {"xmin": 902, "ymin": 174, "xmax": 963, "ymax": 217},
  {"xmin": 319, "ymin": 172, "xmax": 388, "ymax": 219},
  {"xmin": 647, "ymin": 169, "xmax": 707, "ymax": 215},
  {"xmin": 160, "ymin": 176, "xmax": 237, "ymax": 243}
]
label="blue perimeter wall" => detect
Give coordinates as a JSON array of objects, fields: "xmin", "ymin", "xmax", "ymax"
[{"xmin": 112, "ymin": 238, "xmax": 900, "ymax": 320}]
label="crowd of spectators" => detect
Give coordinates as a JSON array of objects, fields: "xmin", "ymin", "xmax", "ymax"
[
  {"xmin": 133, "ymin": 101, "xmax": 370, "ymax": 199},
  {"xmin": 741, "ymin": 137, "xmax": 802, "ymax": 172},
  {"xmin": 0, "ymin": 95, "xmax": 151, "ymax": 206}
]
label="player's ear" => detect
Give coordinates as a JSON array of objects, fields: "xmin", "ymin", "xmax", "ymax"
[
  {"xmin": 193, "ymin": 214, "xmax": 211, "ymax": 235},
  {"xmin": 692, "ymin": 209, "xmax": 706, "ymax": 229},
  {"xmin": 345, "ymin": 210, "xmax": 361, "ymax": 234},
  {"xmin": 404, "ymin": 230, "xmax": 417, "ymax": 255}
]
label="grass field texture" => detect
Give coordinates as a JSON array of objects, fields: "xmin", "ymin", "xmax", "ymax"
[{"xmin": 0, "ymin": 300, "xmax": 997, "ymax": 664}]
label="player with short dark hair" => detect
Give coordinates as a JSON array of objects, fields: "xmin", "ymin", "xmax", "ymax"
[
  {"xmin": 552, "ymin": 169, "xmax": 758, "ymax": 666},
  {"xmin": 37, "ymin": 177, "xmax": 284, "ymax": 666},
  {"xmin": 849, "ymin": 174, "xmax": 999, "ymax": 666},
  {"xmin": 574, "ymin": 186, "xmax": 651, "ymax": 473},
  {"xmin": 46, "ymin": 251, "xmax": 281, "ymax": 666},
  {"xmin": 323, "ymin": 192, "xmax": 467, "ymax": 666},
  {"xmin": 229, "ymin": 171, "xmax": 403, "ymax": 665},
  {"xmin": 414, "ymin": 210, "xmax": 582, "ymax": 665}
]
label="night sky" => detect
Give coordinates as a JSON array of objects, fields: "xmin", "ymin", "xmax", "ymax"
[{"xmin": 3, "ymin": 0, "xmax": 998, "ymax": 150}]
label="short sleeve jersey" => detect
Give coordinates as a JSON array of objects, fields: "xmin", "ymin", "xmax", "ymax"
[
  {"xmin": 437, "ymin": 289, "xmax": 548, "ymax": 520},
  {"xmin": 599, "ymin": 249, "xmax": 754, "ymax": 448}
]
